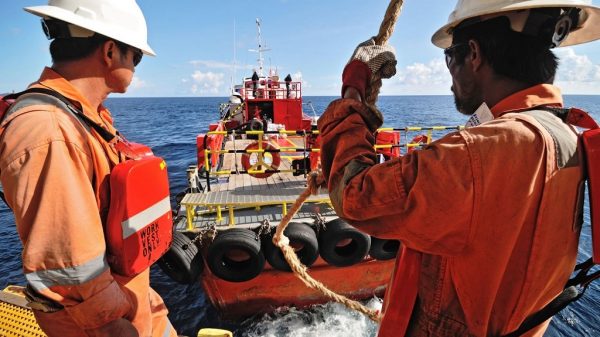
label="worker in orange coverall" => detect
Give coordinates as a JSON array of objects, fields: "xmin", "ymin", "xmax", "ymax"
[
  {"xmin": 0, "ymin": 1, "xmax": 178, "ymax": 336},
  {"xmin": 318, "ymin": 1, "xmax": 600, "ymax": 336}
]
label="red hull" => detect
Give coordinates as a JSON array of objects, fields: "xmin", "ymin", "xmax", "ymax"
[{"xmin": 200, "ymin": 257, "xmax": 394, "ymax": 319}]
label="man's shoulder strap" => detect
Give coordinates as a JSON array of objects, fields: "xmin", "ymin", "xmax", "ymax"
[
  {"xmin": 1, "ymin": 87, "xmax": 115, "ymax": 142},
  {"xmin": 3, "ymin": 89, "xmax": 89, "ymax": 131},
  {"xmin": 533, "ymin": 106, "xmax": 599, "ymax": 130},
  {"xmin": 519, "ymin": 107, "xmax": 583, "ymax": 169}
]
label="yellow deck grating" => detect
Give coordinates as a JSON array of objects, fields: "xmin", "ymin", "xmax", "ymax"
[{"xmin": 0, "ymin": 286, "xmax": 46, "ymax": 337}]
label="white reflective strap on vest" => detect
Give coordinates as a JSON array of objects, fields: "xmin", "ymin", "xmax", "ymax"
[
  {"xmin": 121, "ymin": 196, "xmax": 170, "ymax": 239},
  {"xmin": 25, "ymin": 253, "xmax": 109, "ymax": 292}
]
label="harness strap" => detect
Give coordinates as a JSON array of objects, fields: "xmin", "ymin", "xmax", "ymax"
[
  {"xmin": 502, "ymin": 286, "xmax": 581, "ymax": 337},
  {"xmin": 537, "ymin": 106, "xmax": 600, "ymax": 129},
  {"xmin": 17, "ymin": 88, "xmax": 116, "ymax": 142},
  {"xmin": 502, "ymin": 257, "xmax": 600, "ymax": 337}
]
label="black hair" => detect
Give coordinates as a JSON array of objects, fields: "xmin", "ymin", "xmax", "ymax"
[
  {"xmin": 452, "ymin": 12, "xmax": 559, "ymax": 85},
  {"xmin": 49, "ymin": 34, "xmax": 129, "ymax": 63}
]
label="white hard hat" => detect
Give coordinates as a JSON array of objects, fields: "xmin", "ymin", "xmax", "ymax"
[
  {"xmin": 432, "ymin": 0, "xmax": 600, "ymax": 49},
  {"xmin": 24, "ymin": 0, "xmax": 155, "ymax": 56}
]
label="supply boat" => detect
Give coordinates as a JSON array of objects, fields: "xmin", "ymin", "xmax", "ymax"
[{"xmin": 159, "ymin": 19, "xmax": 463, "ymax": 319}]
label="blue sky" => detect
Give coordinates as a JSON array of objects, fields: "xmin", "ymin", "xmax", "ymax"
[{"xmin": 2, "ymin": 0, "xmax": 600, "ymax": 97}]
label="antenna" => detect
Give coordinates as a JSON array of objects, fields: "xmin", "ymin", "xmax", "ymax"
[
  {"xmin": 248, "ymin": 18, "xmax": 271, "ymax": 76},
  {"xmin": 231, "ymin": 19, "xmax": 236, "ymax": 94}
]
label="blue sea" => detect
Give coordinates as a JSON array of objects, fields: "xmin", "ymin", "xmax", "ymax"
[{"xmin": 1, "ymin": 95, "xmax": 599, "ymax": 336}]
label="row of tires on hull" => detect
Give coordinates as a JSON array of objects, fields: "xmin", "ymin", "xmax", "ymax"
[{"xmin": 159, "ymin": 218, "xmax": 400, "ymax": 284}]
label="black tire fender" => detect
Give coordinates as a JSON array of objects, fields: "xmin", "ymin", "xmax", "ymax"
[
  {"xmin": 158, "ymin": 231, "xmax": 204, "ymax": 284},
  {"xmin": 369, "ymin": 237, "xmax": 401, "ymax": 261},
  {"xmin": 264, "ymin": 222, "xmax": 319, "ymax": 272},
  {"xmin": 318, "ymin": 218, "xmax": 371, "ymax": 267},
  {"xmin": 207, "ymin": 228, "xmax": 265, "ymax": 282}
]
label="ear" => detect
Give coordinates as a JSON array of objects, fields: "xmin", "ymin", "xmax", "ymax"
[
  {"xmin": 468, "ymin": 39, "xmax": 483, "ymax": 72},
  {"xmin": 102, "ymin": 40, "xmax": 117, "ymax": 67}
]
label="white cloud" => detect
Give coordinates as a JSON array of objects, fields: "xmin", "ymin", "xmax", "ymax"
[
  {"xmin": 190, "ymin": 71, "xmax": 225, "ymax": 95},
  {"xmin": 555, "ymin": 47, "xmax": 600, "ymax": 94},
  {"xmin": 382, "ymin": 58, "xmax": 452, "ymax": 95},
  {"xmin": 190, "ymin": 60, "xmax": 232, "ymax": 69},
  {"xmin": 187, "ymin": 60, "xmax": 255, "ymax": 95},
  {"xmin": 292, "ymin": 71, "xmax": 310, "ymax": 89},
  {"xmin": 129, "ymin": 76, "xmax": 147, "ymax": 90},
  {"xmin": 397, "ymin": 59, "xmax": 449, "ymax": 85},
  {"xmin": 190, "ymin": 60, "xmax": 253, "ymax": 71}
]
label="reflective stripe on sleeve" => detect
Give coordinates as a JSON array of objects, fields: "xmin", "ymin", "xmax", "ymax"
[
  {"xmin": 25, "ymin": 253, "xmax": 109, "ymax": 293},
  {"xmin": 121, "ymin": 197, "xmax": 170, "ymax": 239}
]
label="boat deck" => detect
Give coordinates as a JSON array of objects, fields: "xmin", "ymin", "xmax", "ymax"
[
  {"xmin": 179, "ymin": 137, "xmax": 333, "ymax": 231},
  {"xmin": 0, "ymin": 286, "xmax": 46, "ymax": 337}
]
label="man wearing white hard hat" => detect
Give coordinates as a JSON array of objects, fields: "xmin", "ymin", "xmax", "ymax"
[
  {"xmin": 318, "ymin": 0, "xmax": 600, "ymax": 336},
  {"xmin": 0, "ymin": 1, "xmax": 178, "ymax": 336}
]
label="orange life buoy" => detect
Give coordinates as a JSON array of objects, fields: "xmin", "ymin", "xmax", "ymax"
[{"xmin": 241, "ymin": 142, "xmax": 281, "ymax": 178}]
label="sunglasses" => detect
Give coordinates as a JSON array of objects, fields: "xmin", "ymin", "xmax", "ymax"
[
  {"xmin": 444, "ymin": 42, "xmax": 468, "ymax": 68},
  {"xmin": 115, "ymin": 40, "xmax": 143, "ymax": 67},
  {"xmin": 132, "ymin": 48, "xmax": 143, "ymax": 67}
]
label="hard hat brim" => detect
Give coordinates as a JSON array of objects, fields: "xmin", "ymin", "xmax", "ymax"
[
  {"xmin": 24, "ymin": 5, "xmax": 156, "ymax": 56},
  {"xmin": 431, "ymin": 1, "xmax": 600, "ymax": 49}
]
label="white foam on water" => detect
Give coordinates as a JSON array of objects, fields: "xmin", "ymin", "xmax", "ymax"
[{"xmin": 238, "ymin": 297, "xmax": 383, "ymax": 337}]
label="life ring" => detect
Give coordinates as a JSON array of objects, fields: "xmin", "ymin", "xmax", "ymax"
[
  {"xmin": 158, "ymin": 231, "xmax": 204, "ymax": 284},
  {"xmin": 407, "ymin": 134, "xmax": 431, "ymax": 153},
  {"xmin": 206, "ymin": 228, "xmax": 265, "ymax": 282},
  {"xmin": 318, "ymin": 218, "xmax": 371, "ymax": 267},
  {"xmin": 264, "ymin": 222, "xmax": 319, "ymax": 272},
  {"xmin": 241, "ymin": 142, "xmax": 281, "ymax": 178},
  {"xmin": 369, "ymin": 237, "xmax": 401, "ymax": 261}
]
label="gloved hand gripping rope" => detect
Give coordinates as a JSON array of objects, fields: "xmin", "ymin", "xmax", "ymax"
[{"xmin": 271, "ymin": 0, "xmax": 404, "ymax": 323}]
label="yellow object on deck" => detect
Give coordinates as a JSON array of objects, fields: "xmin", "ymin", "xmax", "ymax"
[
  {"xmin": 198, "ymin": 328, "xmax": 233, "ymax": 337},
  {"xmin": 0, "ymin": 286, "xmax": 46, "ymax": 337}
]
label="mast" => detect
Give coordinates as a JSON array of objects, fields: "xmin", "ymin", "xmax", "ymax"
[
  {"xmin": 231, "ymin": 19, "xmax": 236, "ymax": 94},
  {"xmin": 249, "ymin": 18, "xmax": 270, "ymax": 76}
]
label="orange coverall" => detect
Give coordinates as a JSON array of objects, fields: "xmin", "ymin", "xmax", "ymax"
[
  {"xmin": 318, "ymin": 84, "xmax": 583, "ymax": 337},
  {"xmin": 0, "ymin": 68, "xmax": 177, "ymax": 337}
]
